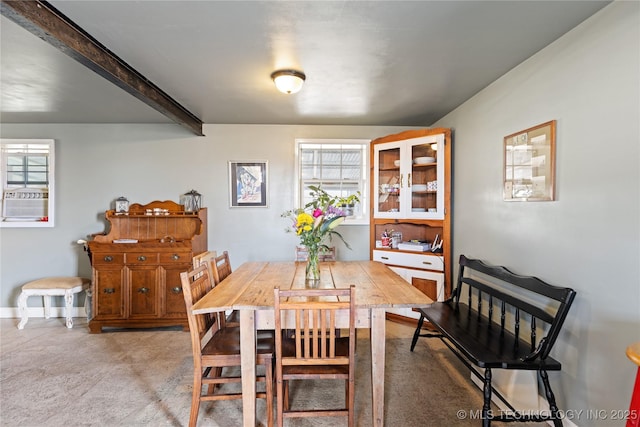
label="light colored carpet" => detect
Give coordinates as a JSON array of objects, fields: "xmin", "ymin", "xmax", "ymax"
[{"xmin": 0, "ymin": 318, "xmax": 535, "ymax": 426}]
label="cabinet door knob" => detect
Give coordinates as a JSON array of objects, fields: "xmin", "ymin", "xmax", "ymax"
[
  {"xmin": 103, "ymin": 255, "xmax": 113, "ymax": 262},
  {"xmin": 103, "ymin": 288, "xmax": 115, "ymax": 294},
  {"xmin": 137, "ymin": 255, "xmax": 147, "ymax": 262},
  {"xmin": 171, "ymin": 254, "xmax": 180, "ymax": 260},
  {"xmin": 381, "ymin": 256, "xmax": 389, "ymax": 260},
  {"xmin": 171, "ymin": 287, "xmax": 182, "ymax": 294},
  {"xmin": 422, "ymin": 261, "xmax": 432, "ymax": 265},
  {"xmin": 138, "ymin": 287, "xmax": 149, "ymax": 294}
]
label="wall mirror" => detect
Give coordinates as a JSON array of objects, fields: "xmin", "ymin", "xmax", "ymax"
[
  {"xmin": 0, "ymin": 139, "xmax": 55, "ymax": 227},
  {"xmin": 504, "ymin": 120, "xmax": 556, "ymax": 201}
]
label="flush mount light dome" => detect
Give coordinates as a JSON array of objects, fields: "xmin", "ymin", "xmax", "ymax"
[{"xmin": 271, "ymin": 69, "xmax": 306, "ymax": 94}]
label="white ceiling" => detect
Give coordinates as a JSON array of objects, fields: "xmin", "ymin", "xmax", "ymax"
[{"xmin": 1, "ymin": 1, "xmax": 610, "ymax": 129}]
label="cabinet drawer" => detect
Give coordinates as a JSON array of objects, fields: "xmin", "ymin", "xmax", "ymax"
[
  {"xmin": 159, "ymin": 251, "xmax": 191, "ymax": 264},
  {"xmin": 93, "ymin": 253, "xmax": 125, "ymax": 265},
  {"xmin": 373, "ymin": 249, "xmax": 444, "ymax": 271},
  {"xmin": 125, "ymin": 252, "xmax": 159, "ymax": 264}
]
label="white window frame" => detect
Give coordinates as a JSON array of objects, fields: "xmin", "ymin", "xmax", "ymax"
[
  {"xmin": 0, "ymin": 139, "xmax": 55, "ymax": 228},
  {"xmin": 294, "ymin": 138, "xmax": 369, "ymax": 225}
]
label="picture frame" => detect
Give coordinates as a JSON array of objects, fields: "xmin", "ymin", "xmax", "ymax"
[
  {"xmin": 503, "ymin": 120, "xmax": 556, "ymax": 201},
  {"xmin": 228, "ymin": 161, "xmax": 268, "ymax": 207}
]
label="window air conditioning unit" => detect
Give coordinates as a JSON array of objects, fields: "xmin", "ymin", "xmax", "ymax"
[{"xmin": 2, "ymin": 188, "xmax": 48, "ymax": 218}]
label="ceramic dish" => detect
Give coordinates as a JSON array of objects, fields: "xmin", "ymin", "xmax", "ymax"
[
  {"xmin": 393, "ymin": 160, "xmax": 401, "ymax": 167},
  {"xmin": 411, "ymin": 207, "xmax": 426, "ymax": 212},
  {"xmin": 414, "ymin": 156, "xmax": 436, "ymax": 164},
  {"xmin": 412, "ymin": 184, "xmax": 427, "ymax": 192}
]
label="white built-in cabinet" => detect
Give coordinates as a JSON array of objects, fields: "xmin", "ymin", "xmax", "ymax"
[{"xmin": 370, "ymin": 128, "xmax": 451, "ymax": 322}]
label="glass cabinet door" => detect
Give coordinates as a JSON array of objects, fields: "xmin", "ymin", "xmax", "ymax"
[
  {"xmin": 373, "ymin": 141, "xmax": 403, "ymax": 218},
  {"xmin": 374, "ymin": 134, "xmax": 445, "ymax": 219},
  {"xmin": 407, "ymin": 134, "xmax": 445, "ymax": 219}
]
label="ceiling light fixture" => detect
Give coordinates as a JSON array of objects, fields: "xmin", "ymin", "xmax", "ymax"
[{"xmin": 271, "ymin": 69, "xmax": 306, "ymax": 94}]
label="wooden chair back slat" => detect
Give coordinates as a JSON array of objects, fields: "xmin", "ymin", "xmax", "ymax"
[
  {"xmin": 211, "ymin": 251, "xmax": 232, "ymax": 284},
  {"xmin": 277, "ymin": 290, "xmax": 354, "ymax": 366},
  {"xmin": 193, "ymin": 250, "xmax": 217, "ymax": 278},
  {"xmin": 203, "ymin": 250, "xmax": 241, "ymax": 327}
]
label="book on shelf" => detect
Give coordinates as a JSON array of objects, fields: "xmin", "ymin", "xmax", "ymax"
[{"xmin": 397, "ymin": 241, "xmax": 431, "ymax": 252}]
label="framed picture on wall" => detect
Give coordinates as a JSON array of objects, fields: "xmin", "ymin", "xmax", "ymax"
[
  {"xmin": 504, "ymin": 120, "xmax": 556, "ymax": 201},
  {"xmin": 228, "ymin": 161, "xmax": 268, "ymax": 207}
]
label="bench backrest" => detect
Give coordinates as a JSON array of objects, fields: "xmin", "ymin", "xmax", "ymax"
[{"xmin": 452, "ymin": 255, "xmax": 576, "ymax": 361}]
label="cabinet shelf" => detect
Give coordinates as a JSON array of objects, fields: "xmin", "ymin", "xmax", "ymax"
[
  {"xmin": 374, "ymin": 247, "xmax": 442, "ymax": 255},
  {"xmin": 109, "ymin": 211, "xmax": 200, "ymax": 218}
]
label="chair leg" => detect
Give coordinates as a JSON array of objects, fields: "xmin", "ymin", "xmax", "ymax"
[
  {"xmin": 276, "ymin": 377, "xmax": 284, "ymax": 427},
  {"xmin": 64, "ymin": 290, "xmax": 75, "ymax": 328},
  {"xmin": 410, "ymin": 314, "xmax": 425, "ymax": 351},
  {"xmin": 284, "ymin": 381, "xmax": 290, "ymax": 411},
  {"xmin": 189, "ymin": 369, "xmax": 202, "ymax": 427},
  {"xmin": 17, "ymin": 291, "xmax": 29, "ymax": 330},
  {"xmin": 539, "ymin": 369, "xmax": 563, "ymax": 427},
  {"xmin": 482, "ymin": 368, "xmax": 492, "ymax": 427},
  {"xmin": 265, "ymin": 357, "xmax": 274, "ymax": 427},
  {"xmin": 347, "ymin": 378, "xmax": 355, "ymax": 427}
]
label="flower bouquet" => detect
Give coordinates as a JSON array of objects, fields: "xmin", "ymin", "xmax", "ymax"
[{"xmin": 282, "ymin": 185, "xmax": 360, "ymax": 282}]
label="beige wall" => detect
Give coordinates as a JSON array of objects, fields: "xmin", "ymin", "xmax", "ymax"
[{"xmin": 434, "ymin": 2, "xmax": 639, "ymax": 424}]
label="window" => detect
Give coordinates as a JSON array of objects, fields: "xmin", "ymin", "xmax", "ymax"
[
  {"xmin": 295, "ymin": 139, "xmax": 369, "ymax": 224},
  {"xmin": 0, "ymin": 139, "xmax": 55, "ymax": 227}
]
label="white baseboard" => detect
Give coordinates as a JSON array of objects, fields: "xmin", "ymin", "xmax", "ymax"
[{"xmin": 0, "ymin": 306, "xmax": 89, "ymax": 318}]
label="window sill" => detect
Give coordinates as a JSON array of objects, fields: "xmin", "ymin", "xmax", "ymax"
[{"xmin": 0, "ymin": 218, "xmax": 54, "ymax": 228}]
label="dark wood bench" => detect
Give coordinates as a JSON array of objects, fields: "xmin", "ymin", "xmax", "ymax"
[{"xmin": 410, "ymin": 255, "xmax": 576, "ymax": 427}]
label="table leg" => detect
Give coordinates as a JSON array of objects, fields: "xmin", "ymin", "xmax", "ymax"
[
  {"xmin": 371, "ymin": 308, "xmax": 386, "ymax": 427},
  {"xmin": 240, "ymin": 309, "xmax": 257, "ymax": 426}
]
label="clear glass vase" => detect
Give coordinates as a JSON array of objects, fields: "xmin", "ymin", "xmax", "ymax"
[{"xmin": 305, "ymin": 248, "xmax": 320, "ymax": 286}]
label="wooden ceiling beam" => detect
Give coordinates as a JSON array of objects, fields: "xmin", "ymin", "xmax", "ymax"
[{"xmin": 1, "ymin": 0, "xmax": 203, "ymax": 136}]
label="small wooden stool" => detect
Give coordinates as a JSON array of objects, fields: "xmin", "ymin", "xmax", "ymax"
[
  {"xmin": 17, "ymin": 277, "xmax": 91, "ymax": 329},
  {"xmin": 627, "ymin": 342, "xmax": 640, "ymax": 427}
]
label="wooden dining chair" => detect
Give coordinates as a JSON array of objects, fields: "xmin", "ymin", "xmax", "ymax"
[
  {"xmin": 180, "ymin": 264, "xmax": 275, "ymax": 427},
  {"xmin": 273, "ymin": 285, "xmax": 356, "ymax": 427},
  {"xmin": 209, "ymin": 250, "xmax": 240, "ymax": 327},
  {"xmin": 192, "ymin": 250, "xmax": 217, "ymax": 277},
  {"xmin": 192, "ymin": 250, "xmax": 227, "ymax": 326}
]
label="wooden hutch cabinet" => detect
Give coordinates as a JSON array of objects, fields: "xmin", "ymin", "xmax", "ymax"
[
  {"xmin": 87, "ymin": 201, "xmax": 207, "ymax": 333},
  {"xmin": 370, "ymin": 128, "xmax": 452, "ymax": 323}
]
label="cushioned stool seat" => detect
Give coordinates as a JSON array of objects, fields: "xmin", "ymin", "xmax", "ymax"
[{"xmin": 17, "ymin": 277, "xmax": 91, "ymax": 329}]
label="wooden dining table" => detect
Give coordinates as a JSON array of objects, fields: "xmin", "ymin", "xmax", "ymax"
[{"xmin": 191, "ymin": 260, "xmax": 432, "ymax": 426}]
